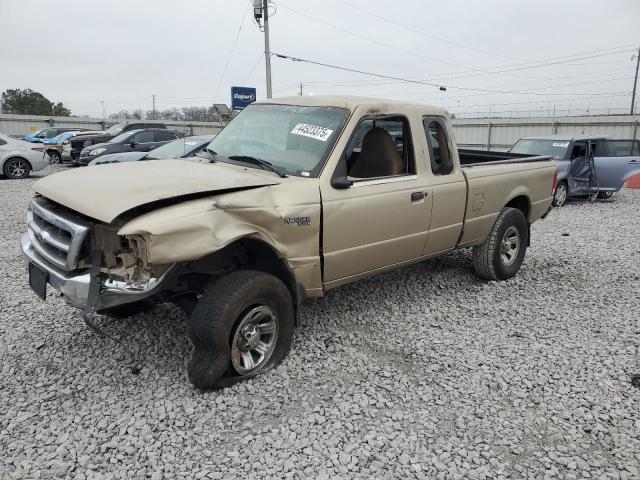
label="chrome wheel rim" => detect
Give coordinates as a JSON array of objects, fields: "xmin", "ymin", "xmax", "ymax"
[
  {"xmin": 7, "ymin": 159, "xmax": 28, "ymax": 177},
  {"xmin": 500, "ymin": 226, "xmax": 520, "ymax": 267},
  {"xmin": 48, "ymin": 151, "xmax": 59, "ymax": 163},
  {"xmin": 554, "ymin": 184, "xmax": 567, "ymax": 206},
  {"xmin": 231, "ymin": 305, "xmax": 278, "ymax": 376}
]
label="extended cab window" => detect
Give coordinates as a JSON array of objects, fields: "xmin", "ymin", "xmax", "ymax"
[
  {"xmin": 424, "ymin": 118, "xmax": 453, "ymax": 175},
  {"xmin": 346, "ymin": 116, "xmax": 414, "ymax": 179}
]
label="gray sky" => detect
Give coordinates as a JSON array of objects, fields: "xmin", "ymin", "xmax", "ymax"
[{"xmin": 1, "ymin": 0, "xmax": 639, "ymax": 118}]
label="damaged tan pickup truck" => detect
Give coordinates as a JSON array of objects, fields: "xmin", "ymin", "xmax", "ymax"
[{"xmin": 22, "ymin": 96, "xmax": 556, "ymax": 388}]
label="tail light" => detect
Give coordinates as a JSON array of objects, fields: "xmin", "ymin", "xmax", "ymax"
[{"xmin": 552, "ymin": 170, "xmax": 558, "ymax": 194}]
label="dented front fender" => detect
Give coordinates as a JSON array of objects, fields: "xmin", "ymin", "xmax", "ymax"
[{"xmin": 117, "ymin": 179, "xmax": 324, "ymax": 295}]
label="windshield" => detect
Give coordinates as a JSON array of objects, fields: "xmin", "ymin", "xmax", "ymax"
[
  {"xmin": 511, "ymin": 139, "xmax": 569, "ymax": 160},
  {"xmin": 146, "ymin": 138, "xmax": 204, "ymax": 160},
  {"xmin": 109, "ymin": 131, "xmax": 135, "ymax": 143},
  {"xmin": 206, "ymin": 104, "xmax": 348, "ymax": 177},
  {"xmin": 105, "ymin": 123, "xmax": 126, "ymax": 135}
]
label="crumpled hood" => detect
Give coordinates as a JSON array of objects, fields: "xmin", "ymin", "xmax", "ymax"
[{"xmin": 34, "ymin": 159, "xmax": 280, "ymax": 223}]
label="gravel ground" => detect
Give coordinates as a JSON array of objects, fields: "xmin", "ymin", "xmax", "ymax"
[{"xmin": 1, "ymin": 164, "xmax": 639, "ymax": 480}]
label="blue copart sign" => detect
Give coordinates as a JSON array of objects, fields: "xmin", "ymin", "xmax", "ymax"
[{"xmin": 231, "ymin": 87, "xmax": 257, "ymax": 111}]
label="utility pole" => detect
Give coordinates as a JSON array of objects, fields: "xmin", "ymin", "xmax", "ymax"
[
  {"xmin": 253, "ymin": 0, "xmax": 272, "ymax": 98},
  {"xmin": 152, "ymin": 94, "xmax": 156, "ymax": 120},
  {"xmin": 631, "ymin": 46, "xmax": 640, "ymax": 115},
  {"xmin": 263, "ymin": 0, "xmax": 272, "ymax": 98},
  {"xmin": 299, "ymin": 83, "xmax": 303, "ymax": 96},
  {"xmin": 101, "ymin": 100, "xmax": 105, "ymax": 119}
]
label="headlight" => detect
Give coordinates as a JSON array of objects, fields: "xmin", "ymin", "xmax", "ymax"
[
  {"xmin": 62, "ymin": 140, "xmax": 69, "ymax": 145},
  {"xmin": 83, "ymin": 140, "xmax": 92, "ymax": 147},
  {"xmin": 89, "ymin": 148, "xmax": 106, "ymax": 156}
]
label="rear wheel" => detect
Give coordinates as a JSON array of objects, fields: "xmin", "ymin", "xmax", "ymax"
[
  {"xmin": 47, "ymin": 150, "xmax": 62, "ymax": 164},
  {"xmin": 597, "ymin": 191, "xmax": 613, "ymax": 200},
  {"xmin": 3, "ymin": 158, "xmax": 30, "ymax": 179},
  {"xmin": 472, "ymin": 207, "xmax": 529, "ymax": 281},
  {"xmin": 188, "ymin": 270, "xmax": 295, "ymax": 389},
  {"xmin": 552, "ymin": 181, "xmax": 568, "ymax": 207}
]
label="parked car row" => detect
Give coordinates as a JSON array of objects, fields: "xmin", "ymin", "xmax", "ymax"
[
  {"xmin": 69, "ymin": 122, "xmax": 168, "ymax": 160},
  {"xmin": 89, "ymin": 135, "xmax": 214, "ymax": 165},
  {"xmin": 76, "ymin": 128, "xmax": 185, "ymax": 165}
]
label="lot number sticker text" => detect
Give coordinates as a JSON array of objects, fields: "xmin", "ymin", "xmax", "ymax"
[{"xmin": 291, "ymin": 123, "xmax": 333, "ymax": 142}]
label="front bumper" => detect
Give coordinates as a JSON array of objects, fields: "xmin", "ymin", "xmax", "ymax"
[{"xmin": 21, "ymin": 233, "xmax": 173, "ymax": 310}]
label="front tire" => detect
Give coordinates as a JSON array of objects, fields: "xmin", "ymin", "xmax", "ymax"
[
  {"xmin": 472, "ymin": 207, "xmax": 529, "ymax": 281},
  {"xmin": 188, "ymin": 270, "xmax": 295, "ymax": 389},
  {"xmin": 552, "ymin": 181, "xmax": 568, "ymax": 207},
  {"xmin": 3, "ymin": 158, "xmax": 30, "ymax": 179}
]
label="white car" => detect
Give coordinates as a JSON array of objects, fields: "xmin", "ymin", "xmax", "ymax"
[{"xmin": 0, "ymin": 133, "xmax": 50, "ymax": 179}]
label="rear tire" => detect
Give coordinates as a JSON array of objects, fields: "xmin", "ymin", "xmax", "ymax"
[
  {"xmin": 472, "ymin": 207, "xmax": 529, "ymax": 281},
  {"xmin": 552, "ymin": 181, "xmax": 568, "ymax": 207},
  {"xmin": 3, "ymin": 157, "xmax": 30, "ymax": 179},
  {"xmin": 188, "ymin": 270, "xmax": 295, "ymax": 390},
  {"xmin": 597, "ymin": 191, "xmax": 613, "ymax": 200},
  {"xmin": 47, "ymin": 150, "xmax": 62, "ymax": 164}
]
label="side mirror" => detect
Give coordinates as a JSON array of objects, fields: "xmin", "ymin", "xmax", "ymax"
[
  {"xmin": 331, "ymin": 176, "xmax": 353, "ymax": 189},
  {"xmin": 129, "ymin": 141, "xmax": 136, "ymax": 148}
]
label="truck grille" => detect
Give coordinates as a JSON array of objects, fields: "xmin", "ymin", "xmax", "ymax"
[{"xmin": 27, "ymin": 196, "xmax": 92, "ymax": 271}]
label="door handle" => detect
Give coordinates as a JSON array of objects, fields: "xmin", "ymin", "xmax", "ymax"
[
  {"xmin": 628, "ymin": 159, "xmax": 639, "ymax": 164},
  {"xmin": 411, "ymin": 191, "xmax": 425, "ymax": 202}
]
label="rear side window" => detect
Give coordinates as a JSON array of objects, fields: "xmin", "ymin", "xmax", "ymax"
[
  {"xmin": 605, "ymin": 140, "xmax": 640, "ymax": 156},
  {"xmin": 134, "ymin": 131, "xmax": 155, "ymax": 143},
  {"xmin": 423, "ymin": 118, "xmax": 453, "ymax": 175},
  {"xmin": 155, "ymin": 131, "xmax": 178, "ymax": 141}
]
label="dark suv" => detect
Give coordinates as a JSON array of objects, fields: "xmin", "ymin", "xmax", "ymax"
[
  {"xmin": 76, "ymin": 129, "xmax": 185, "ymax": 165},
  {"xmin": 70, "ymin": 122, "xmax": 167, "ymax": 159}
]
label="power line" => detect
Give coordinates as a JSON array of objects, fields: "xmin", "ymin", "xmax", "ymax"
[
  {"xmin": 213, "ymin": 3, "xmax": 250, "ymax": 101},
  {"xmin": 275, "ymin": 44, "xmax": 634, "ymax": 88},
  {"xmin": 277, "ymin": 2, "xmax": 467, "ymax": 69},
  {"xmin": 241, "ymin": 53, "xmax": 265, "ymax": 86},
  {"xmin": 334, "ymin": 0, "xmax": 523, "ymax": 61},
  {"xmin": 273, "ymin": 52, "xmax": 633, "ymax": 97}
]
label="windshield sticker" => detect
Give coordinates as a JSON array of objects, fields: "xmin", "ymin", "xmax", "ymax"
[
  {"xmin": 552, "ymin": 142, "xmax": 569, "ymax": 148},
  {"xmin": 291, "ymin": 123, "xmax": 333, "ymax": 142}
]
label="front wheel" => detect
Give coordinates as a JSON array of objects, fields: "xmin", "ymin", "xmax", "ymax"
[
  {"xmin": 472, "ymin": 207, "xmax": 529, "ymax": 281},
  {"xmin": 3, "ymin": 158, "xmax": 30, "ymax": 179},
  {"xmin": 187, "ymin": 270, "xmax": 295, "ymax": 389},
  {"xmin": 552, "ymin": 181, "xmax": 568, "ymax": 207}
]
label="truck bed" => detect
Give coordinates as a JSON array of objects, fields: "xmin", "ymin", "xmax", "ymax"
[{"xmin": 459, "ymin": 149, "xmax": 551, "ymax": 167}]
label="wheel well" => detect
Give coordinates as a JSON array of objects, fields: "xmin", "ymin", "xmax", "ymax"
[
  {"xmin": 505, "ymin": 195, "xmax": 530, "ymax": 220},
  {"xmin": 177, "ymin": 238, "xmax": 297, "ymax": 304},
  {"xmin": 3, "ymin": 156, "xmax": 32, "ymax": 171}
]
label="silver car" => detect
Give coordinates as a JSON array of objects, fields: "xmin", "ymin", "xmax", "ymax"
[{"xmin": 0, "ymin": 133, "xmax": 50, "ymax": 179}]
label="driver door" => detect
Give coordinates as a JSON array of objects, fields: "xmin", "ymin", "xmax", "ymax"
[{"xmin": 320, "ymin": 115, "xmax": 432, "ymax": 286}]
